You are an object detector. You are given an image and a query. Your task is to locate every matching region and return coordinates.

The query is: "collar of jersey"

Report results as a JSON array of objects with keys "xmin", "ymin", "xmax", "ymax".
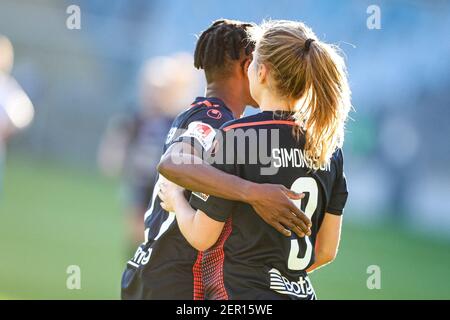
[
  {"xmin": 260, "ymin": 110, "xmax": 296, "ymax": 121},
  {"xmin": 192, "ymin": 96, "xmax": 231, "ymax": 112}
]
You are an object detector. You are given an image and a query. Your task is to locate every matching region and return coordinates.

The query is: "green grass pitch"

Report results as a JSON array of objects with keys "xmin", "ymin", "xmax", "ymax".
[{"xmin": 0, "ymin": 155, "xmax": 449, "ymax": 299}]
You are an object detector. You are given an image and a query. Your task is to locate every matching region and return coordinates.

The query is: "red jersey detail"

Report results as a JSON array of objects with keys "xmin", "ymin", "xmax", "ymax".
[
  {"xmin": 194, "ymin": 123, "xmax": 213, "ymax": 138},
  {"xmin": 191, "ymin": 99, "xmax": 220, "ymax": 109},
  {"xmin": 207, "ymin": 109, "xmax": 222, "ymax": 120},
  {"xmin": 223, "ymin": 120, "xmax": 296, "ymax": 131},
  {"xmin": 201, "ymin": 217, "xmax": 232, "ymax": 300},
  {"xmin": 193, "ymin": 251, "xmax": 204, "ymax": 300}
]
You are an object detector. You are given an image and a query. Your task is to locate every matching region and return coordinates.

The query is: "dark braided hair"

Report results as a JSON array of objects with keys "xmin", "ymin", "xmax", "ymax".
[{"xmin": 194, "ymin": 19, "xmax": 254, "ymax": 81}]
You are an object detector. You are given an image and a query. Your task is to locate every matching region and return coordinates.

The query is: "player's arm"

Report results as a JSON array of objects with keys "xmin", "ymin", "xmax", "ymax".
[
  {"xmin": 159, "ymin": 179, "xmax": 224, "ymax": 251},
  {"xmin": 308, "ymin": 149, "xmax": 348, "ymax": 273},
  {"xmin": 306, "ymin": 213, "xmax": 342, "ymax": 273},
  {"xmin": 158, "ymin": 141, "xmax": 311, "ymax": 238}
]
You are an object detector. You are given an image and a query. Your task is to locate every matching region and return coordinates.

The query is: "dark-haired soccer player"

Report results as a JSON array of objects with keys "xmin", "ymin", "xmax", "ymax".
[
  {"xmin": 121, "ymin": 19, "xmax": 311, "ymax": 300},
  {"xmin": 158, "ymin": 20, "xmax": 351, "ymax": 299}
]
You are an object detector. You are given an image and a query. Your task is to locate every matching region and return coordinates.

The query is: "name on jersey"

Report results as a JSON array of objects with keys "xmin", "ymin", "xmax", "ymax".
[
  {"xmin": 272, "ymin": 148, "xmax": 331, "ymax": 172},
  {"xmin": 268, "ymin": 268, "xmax": 316, "ymax": 299}
]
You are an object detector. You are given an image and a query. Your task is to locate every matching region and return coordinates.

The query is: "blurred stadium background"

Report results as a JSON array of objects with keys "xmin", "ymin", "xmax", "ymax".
[{"xmin": 1, "ymin": 0, "xmax": 449, "ymax": 299}]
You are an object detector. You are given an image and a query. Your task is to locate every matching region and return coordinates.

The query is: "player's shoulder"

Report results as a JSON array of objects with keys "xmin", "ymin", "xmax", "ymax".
[
  {"xmin": 331, "ymin": 147, "xmax": 344, "ymax": 162},
  {"xmin": 165, "ymin": 97, "xmax": 235, "ymax": 149},
  {"xmin": 176, "ymin": 97, "xmax": 234, "ymax": 129},
  {"xmin": 328, "ymin": 147, "xmax": 345, "ymax": 174}
]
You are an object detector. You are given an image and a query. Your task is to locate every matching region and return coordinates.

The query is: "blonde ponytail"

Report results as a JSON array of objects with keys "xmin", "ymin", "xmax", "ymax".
[{"xmin": 248, "ymin": 20, "xmax": 351, "ymax": 168}]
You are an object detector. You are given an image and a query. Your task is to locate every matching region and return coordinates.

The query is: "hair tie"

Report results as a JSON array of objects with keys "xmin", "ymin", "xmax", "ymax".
[{"xmin": 304, "ymin": 38, "xmax": 315, "ymax": 52}]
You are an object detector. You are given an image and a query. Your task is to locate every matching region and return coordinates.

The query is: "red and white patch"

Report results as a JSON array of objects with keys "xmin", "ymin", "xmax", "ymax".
[
  {"xmin": 195, "ymin": 123, "xmax": 213, "ymax": 138},
  {"xmin": 181, "ymin": 121, "xmax": 216, "ymax": 151},
  {"xmin": 207, "ymin": 108, "xmax": 222, "ymax": 120}
]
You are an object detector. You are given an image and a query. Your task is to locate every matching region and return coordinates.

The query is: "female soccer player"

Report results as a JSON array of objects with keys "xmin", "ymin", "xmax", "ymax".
[
  {"xmin": 159, "ymin": 20, "xmax": 351, "ymax": 299},
  {"xmin": 122, "ymin": 19, "xmax": 311, "ymax": 300}
]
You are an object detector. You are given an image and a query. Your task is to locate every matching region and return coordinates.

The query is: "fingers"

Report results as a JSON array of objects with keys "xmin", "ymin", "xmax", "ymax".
[
  {"xmin": 160, "ymin": 179, "xmax": 184, "ymax": 195},
  {"xmin": 271, "ymin": 221, "xmax": 292, "ymax": 237},
  {"xmin": 159, "ymin": 175, "xmax": 169, "ymax": 184},
  {"xmin": 281, "ymin": 186, "xmax": 305, "ymax": 200},
  {"xmin": 279, "ymin": 215, "xmax": 306, "ymax": 238},
  {"xmin": 278, "ymin": 211, "xmax": 312, "ymax": 238},
  {"xmin": 293, "ymin": 225, "xmax": 308, "ymax": 238},
  {"xmin": 158, "ymin": 182, "xmax": 167, "ymax": 201},
  {"xmin": 280, "ymin": 216, "xmax": 303, "ymax": 237},
  {"xmin": 287, "ymin": 213, "xmax": 311, "ymax": 236},
  {"xmin": 159, "ymin": 181, "xmax": 166, "ymax": 193},
  {"xmin": 157, "ymin": 190, "xmax": 165, "ymax": 202},
  {"xmin": 288, "ymin": 203, "xmax": 312, "ymax": 229}
]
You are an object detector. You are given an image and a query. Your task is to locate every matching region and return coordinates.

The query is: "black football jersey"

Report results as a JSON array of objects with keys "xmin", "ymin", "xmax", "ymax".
[
  {"xmin": 121, "ymin": 97, "xmax": 234, "ymax": 300},
  {"xmin": 189, "ymin": 110, "xmax": 348, "ymax": 300}
]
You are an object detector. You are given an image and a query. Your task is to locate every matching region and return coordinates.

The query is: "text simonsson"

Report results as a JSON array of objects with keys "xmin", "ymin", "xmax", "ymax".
[{"xmin": 170, "ymin": 127, "xmax": 331, "ymax": 174}]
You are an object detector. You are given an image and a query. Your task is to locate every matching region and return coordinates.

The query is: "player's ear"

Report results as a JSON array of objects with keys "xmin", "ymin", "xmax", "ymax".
[
  {"xmin": 258, "ymin": 63, "xmax": 268, "ymax": 84},
  {"xmin": 241, "ymin": 57, "xmax": 252, "ymax": 77}
]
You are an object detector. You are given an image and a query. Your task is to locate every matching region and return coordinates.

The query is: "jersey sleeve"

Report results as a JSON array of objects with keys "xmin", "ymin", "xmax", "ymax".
[
  {"xmin": 189, "ymin": 191, "xmax": 237, "ymax": 223},
  {"xmin": 171, "ymin": 106, "xmax": 234, "ymax": 154},
  {"xmin": 188, "ymin": 129, "xmax": 239, "ymax": 222},
  {"xmin": 326, "ymin": 149, "xmax": 349, "ymax": 215}
]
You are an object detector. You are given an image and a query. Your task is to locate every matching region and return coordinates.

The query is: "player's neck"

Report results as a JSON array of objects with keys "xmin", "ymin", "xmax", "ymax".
[
  {"xmin": 258, "ymin": 90, "xmax": 292, "ymax": 112},
  {"xmin": 205, "ymin": 82, "xmax": 247, "ymax": 118}
]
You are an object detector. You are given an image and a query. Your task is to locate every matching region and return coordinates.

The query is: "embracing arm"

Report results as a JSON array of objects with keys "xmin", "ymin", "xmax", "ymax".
[
  {"xmin": 158, "ymin": 143, "xmax": 253, "ymax": 202},
  {"xmin": 160, "ymin": 184, "xmax": 224, "ymax": 251},
  {"xmin": 157, "ymin": 142, "xmax": 311, "ymax": 237},
  {"xmin": 307, "ymin": 213, "xmax": 342, "ymax": 273}
]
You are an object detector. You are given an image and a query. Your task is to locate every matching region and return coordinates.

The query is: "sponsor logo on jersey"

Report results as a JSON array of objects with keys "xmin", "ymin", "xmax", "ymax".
[
  {"xmin": 127, "ymin": 245, "xmax": 152, "ymax": 267},
  {"xmin": 207, "ymin": 108, "xmax": 222, "ymax": 120},
  {"xmin": 192, "ymin": 191, "xmax": 210, "ymax": 202},
  {"xmin": 197, "ymin": 124, "xmax": 212, "ymax": 137},
  {"xmin": 268, "ymin": 268, "xmax": 316, "ymax": 299},
  {"xmin": 181, "ymin": 121, "xmax": 216, "ymax": 151}
]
